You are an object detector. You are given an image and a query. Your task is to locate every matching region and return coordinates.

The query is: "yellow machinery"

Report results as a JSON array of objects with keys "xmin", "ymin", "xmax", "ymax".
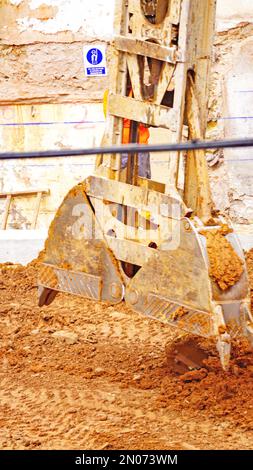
[{"xmin": 38, "ymin": 0, "xmax": 253, "ymax": 369}]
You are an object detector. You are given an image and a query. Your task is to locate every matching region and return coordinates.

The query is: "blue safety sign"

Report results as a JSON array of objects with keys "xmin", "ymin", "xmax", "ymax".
[{"xmin": 83, "ymin": 44, "xmax": 107, "ymax": 77}]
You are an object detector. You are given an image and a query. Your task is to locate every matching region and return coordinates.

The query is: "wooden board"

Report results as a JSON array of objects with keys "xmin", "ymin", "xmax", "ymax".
[
  {"xmin": 108, "ymin": 93, "xmax": 177, "ymax": 130},
  {"xmin": 115, "ymin": 36, "xmax": 177, "ymax": 63}
]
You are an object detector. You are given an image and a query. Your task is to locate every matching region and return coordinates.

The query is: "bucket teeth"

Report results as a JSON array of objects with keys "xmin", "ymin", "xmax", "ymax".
[
  {"xmin": 216, "ymin": 333, "xmax": 231, "ymax": 372},
  {"xmin": 38, "ymin": 286, "xmax": 57, "ymax": 307},
  {"xmin": 242, "ymin": 303, "xmax": 253, "ymax": 346}
]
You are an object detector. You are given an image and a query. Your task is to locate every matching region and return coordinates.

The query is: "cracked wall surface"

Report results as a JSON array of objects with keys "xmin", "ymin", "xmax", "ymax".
[
  {"xmin": 0, "ymin": 0, "xmax": 253, "ymax": 229},
  {"xmin": 208, "ymin": 21, "xmax": 253, "ymax": 224},
  {"xmin": 0, "ymin": 0, "xmax": 113, "ymax": 228}
]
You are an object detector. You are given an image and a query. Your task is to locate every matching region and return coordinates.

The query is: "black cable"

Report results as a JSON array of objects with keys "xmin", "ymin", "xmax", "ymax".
[{"xmin": 1, "ymin": 138, "xmax": 253, "ymax": 160}]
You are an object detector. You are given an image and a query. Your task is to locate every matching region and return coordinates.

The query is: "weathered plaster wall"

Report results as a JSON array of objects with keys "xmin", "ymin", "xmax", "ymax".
[
  {"xmin": 0, "ymin": 0, "xmax": 114, "ymax": 105},
  {"xmin": 0, "ymin": 0, "xmax": 112, "ymax": 228},
  {"xmin": 0, "ymin": 0, "xmax": 253, "ymax": 230},
  {"xmin": 0, "ymin": 42, "xmax": 109, "ymax": 105},
  {"xmin": 0, "ymin": 102, "xmax": 105, "ymax": 228},
  {"xmin": 208, "ymin": 20, "xmax": 253, "ymax": 224},
  {"xmin": 216, "ymin": 0, "xmax": 253, "ymax": 31},
  {"xmin": 0, "ymin": 0, "xmax": 114, "ymax": 44}
]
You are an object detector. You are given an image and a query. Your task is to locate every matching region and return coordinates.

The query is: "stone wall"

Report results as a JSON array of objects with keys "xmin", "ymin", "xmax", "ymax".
[{"xmin": 0, "ymin": 0, "xmax": 253, "ymax": 229}]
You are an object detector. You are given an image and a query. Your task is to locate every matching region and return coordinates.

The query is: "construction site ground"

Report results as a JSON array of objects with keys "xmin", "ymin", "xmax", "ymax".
[{"xmin": 0, "ymin": 252, "xmax": 253, "ymax": 451}]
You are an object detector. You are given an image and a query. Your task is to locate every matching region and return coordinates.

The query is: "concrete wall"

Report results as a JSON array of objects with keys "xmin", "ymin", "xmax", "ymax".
[{"xmin": 0, "ymin": 0, "xmax": 253, "ymax": 232}]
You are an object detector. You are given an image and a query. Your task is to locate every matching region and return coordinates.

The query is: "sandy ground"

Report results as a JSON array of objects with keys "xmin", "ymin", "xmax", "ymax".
[{"xmin": 0, "ymin": 256, "xmax": 253, "ymax": 451}]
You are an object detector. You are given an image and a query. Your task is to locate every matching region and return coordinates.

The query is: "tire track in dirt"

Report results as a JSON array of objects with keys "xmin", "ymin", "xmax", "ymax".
[{"xmin": 0, "ymin": 262, "xmax": 253, "ymax": 450}]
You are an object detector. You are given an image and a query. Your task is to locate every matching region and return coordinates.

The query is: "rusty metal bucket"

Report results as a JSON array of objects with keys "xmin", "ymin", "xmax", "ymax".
[{"xmin": 38, "ymin": 181, "xmax": 252, "ymax": 369}]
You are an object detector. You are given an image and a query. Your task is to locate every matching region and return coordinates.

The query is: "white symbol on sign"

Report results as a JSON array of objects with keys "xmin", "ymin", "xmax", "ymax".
[
  {"xmin": 86, "ymin": 48, "xmax": 103, "ymax": 66},
  {"xmin": 91, "ymin": 49, "xmax": 98, "ymax": 65}
]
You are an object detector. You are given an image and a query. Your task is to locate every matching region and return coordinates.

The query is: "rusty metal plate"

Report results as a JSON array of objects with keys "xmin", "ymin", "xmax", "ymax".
[
  {"xmin": 86, "ymin": 175, "xmax": 188, "ymax": 217},
  {"xmin": 126, "ymin": 219, "xmax": 213, "ymax": 314},
  {"xmin": 127, "ymin": 291, "xmax": 213, "ymax": 338},
  {"xmin": 38, "ymin": 183, "xmax": 124, "ymax": 305},
  {"xmin": 39, "ymin": 263, "xmax": 102, "ymax": 300}
]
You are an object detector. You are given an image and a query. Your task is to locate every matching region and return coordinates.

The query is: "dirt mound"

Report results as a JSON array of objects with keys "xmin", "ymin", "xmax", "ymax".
[
  {"xmin": 160, "ymin": 336, "xmax": 253, "ymax": 432},
  {"xmin": 0, "ymin": 252, "xmax": 253, "ymax": 450},
  {"xmin": 0, "ymin": 263, "xmax": 37, "ymax": 292},
  {"xmin": 200, "ymin": 226, "xmax": 244, "ymax": 290}
]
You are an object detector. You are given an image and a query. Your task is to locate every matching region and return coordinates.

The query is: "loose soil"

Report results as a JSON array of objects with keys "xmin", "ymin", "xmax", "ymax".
[
  {"xmin": 201, "ymin": 226, "xmax": 244, "ymax": 290},
  {"xmin": 0, "ymin": 255, "xmax": 252, "ymax": 450},
  {"xmin": 246, "ymin": 249, "xmax": 253, "ymax": 311}
]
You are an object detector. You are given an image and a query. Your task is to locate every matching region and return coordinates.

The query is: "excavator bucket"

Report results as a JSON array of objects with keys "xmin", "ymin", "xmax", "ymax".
[
  {"xmin": 38, "ymin": 180, "xmax": 253, "ymax": 370},
  {"xmin": 38, "ymin": 0, "xmax": 253, "ymax": 370}
]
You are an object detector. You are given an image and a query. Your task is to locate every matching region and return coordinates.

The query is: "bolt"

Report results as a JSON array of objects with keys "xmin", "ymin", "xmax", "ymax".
[
  {"xmin": 184, "ymin": 221, "xmax": 191, "ymax": 231},
  {"xmin": 110, "ymin": 282, "xmax": 122, "ymax": 300},
  {"xmin": 127, "ymin": 289, "xmax": 139, "ymax": 305}
]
